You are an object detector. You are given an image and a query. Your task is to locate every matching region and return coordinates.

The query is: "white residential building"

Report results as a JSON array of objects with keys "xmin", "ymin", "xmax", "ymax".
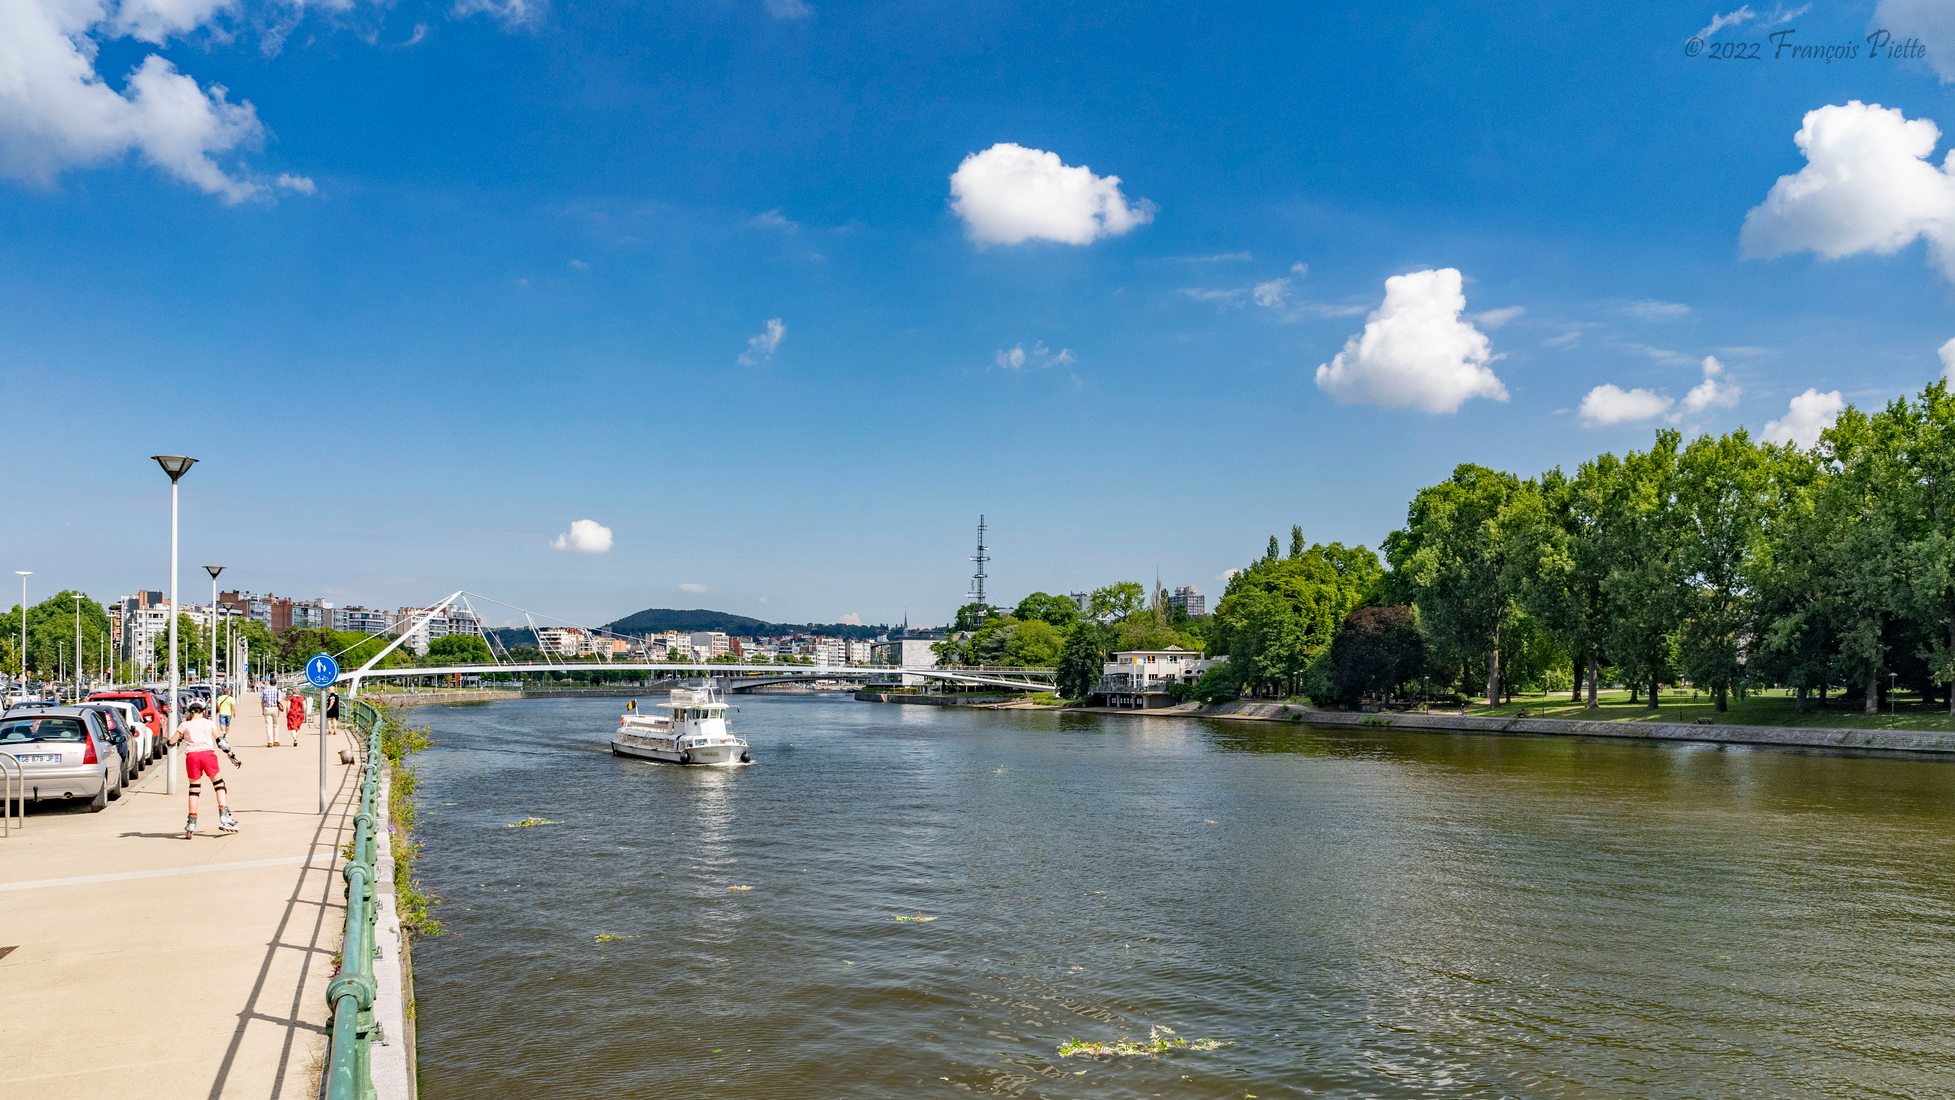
[
  {"xmin": 689, "ymin": 631, "xmax": 731, "ymax": 659},
  {"xmin": 534, "ymin": 627, "xmax": 586, "ymax": 658}
]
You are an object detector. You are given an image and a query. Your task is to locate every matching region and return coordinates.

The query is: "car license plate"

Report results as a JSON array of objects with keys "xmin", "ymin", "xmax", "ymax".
[{"xmin": 15, "ymin": 754, "xmax": 59, "ymax": 764}]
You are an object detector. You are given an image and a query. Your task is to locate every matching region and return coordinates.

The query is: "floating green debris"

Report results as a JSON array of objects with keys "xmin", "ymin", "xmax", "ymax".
[
  {"xmin": 506, "ymin": 817, "xmax": 559, "ymax": 828},
  {"xmin": 593, "ymin": 932, "xmax": 637, "ymax": 944},
  {"xmin": 1057, "ymin": 1026, "xmax": 1231, "ymax": 1059},
  {"xmin": 892, "ymin": 913, "xmax": 938, "ymax": 924}
]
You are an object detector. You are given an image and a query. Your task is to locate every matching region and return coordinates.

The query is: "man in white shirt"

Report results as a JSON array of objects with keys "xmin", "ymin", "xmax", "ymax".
[
  {"xmin": 167, "ymin": 702, "xmax": 238, "ymax": 838},
  {"xmin": 259, "ymin": 682, "xmax": 281, "ymax": 746}
]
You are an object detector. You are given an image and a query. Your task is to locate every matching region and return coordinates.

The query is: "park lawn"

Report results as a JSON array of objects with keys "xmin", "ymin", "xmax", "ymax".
[{"xmin": 1462, "ymin": 688, "xmax": 1955, "ymax": 731}]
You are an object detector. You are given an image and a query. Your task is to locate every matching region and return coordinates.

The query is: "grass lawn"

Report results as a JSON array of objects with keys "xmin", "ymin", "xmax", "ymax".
[{"xmin": 1456, "ymin": 688, "xmax": 1955, "ymax": 731}]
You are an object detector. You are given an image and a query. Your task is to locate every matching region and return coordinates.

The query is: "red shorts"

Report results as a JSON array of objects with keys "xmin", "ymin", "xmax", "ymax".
[{"xmin": 185, "ymin": 750, "xmax": 222, "ymax": 781}]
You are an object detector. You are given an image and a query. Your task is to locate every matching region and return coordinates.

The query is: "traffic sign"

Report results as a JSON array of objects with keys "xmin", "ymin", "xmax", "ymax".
[{"xmin": 306, "ymin": 654, "xmax": 340, "ymax": 688}]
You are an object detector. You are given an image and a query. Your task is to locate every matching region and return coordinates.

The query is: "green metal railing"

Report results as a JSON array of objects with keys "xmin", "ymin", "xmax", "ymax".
[{"xmin": 324, "ymin": 699, "xmax": 385, "ymax": 1100}]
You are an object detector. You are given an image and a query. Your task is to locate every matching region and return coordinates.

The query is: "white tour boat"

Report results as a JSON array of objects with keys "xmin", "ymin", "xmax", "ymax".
[{"xmin": 611, "ymin": 685, "xmax": 751, "ymax": 766}]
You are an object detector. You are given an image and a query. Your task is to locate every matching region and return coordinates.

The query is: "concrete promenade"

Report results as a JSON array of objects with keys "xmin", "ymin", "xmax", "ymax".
[{"xmin": 0, "ymin": 706, "xmax": 362, "ymax": 1099}]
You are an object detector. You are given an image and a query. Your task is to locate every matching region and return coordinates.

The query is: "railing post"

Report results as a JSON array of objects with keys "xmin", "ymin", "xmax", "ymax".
[{"xmin": 324, "ymin": 702, "xmax": 387, "ymax": 1100}]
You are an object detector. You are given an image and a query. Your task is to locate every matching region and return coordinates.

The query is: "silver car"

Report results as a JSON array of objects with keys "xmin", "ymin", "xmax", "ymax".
[{"xmin": 0, "ymin": 706, "xmax": 125, "ymax": 812}]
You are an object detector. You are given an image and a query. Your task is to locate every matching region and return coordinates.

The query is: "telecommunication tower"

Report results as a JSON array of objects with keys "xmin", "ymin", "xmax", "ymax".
[{"xmin": 967, "ymin": 515, "xmax": 990, "ymax": 608}]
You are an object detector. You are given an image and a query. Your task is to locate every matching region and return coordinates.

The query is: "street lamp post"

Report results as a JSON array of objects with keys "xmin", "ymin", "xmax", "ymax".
[
  {"xmin": 73, "ymin": 595, "xmax": 82, "ymax": 701},
  {"xmin": 1891, "ymin": 672, "xmax": 1899, "ymax": 716},
  {"xmin": 205, "ymin": 566, "xmax": 224, "ymax": 692},
  {"xmin": 12, "ymin": 571, "xmax": 27, "ymax": 689},
  {"xmin": 154, "ymin": 456, "xmax": 197, "ymax": 796}
]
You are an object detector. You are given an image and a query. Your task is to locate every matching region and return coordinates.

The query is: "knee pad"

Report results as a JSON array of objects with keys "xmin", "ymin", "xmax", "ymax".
[
  {"xmin": 211, "ymin": 778, "xmax": 228, "ymax": 793},
  {"xmin": 189, "ymin": 781, "xmax": 203, "ymax": 796}
]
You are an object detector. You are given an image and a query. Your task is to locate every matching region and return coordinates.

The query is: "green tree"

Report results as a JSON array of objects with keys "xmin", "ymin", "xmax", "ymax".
[
  {"xmin": 1599, "ymin": 432, "xmax": 1688, "ymax": 709},
  {"xmin": 1906, "ymin": 382, "xmax": 1955, "ymax": 712},
  {"xmin": 426, "ymin": 634, "xmax": 494, "ymax": 664},
  {"xmin": 1000, "ymin": 619, "xmax": 1065, "ymax": 667},
  {"xmin": 1056, "ymin": 622, "xmax": 1112, "ymax": 698},
  {"xmin": 950, "ymin": 602, "xmax": 995, "ymax": 633},
  {"xmin": 1087, "ymin": 582, "xmax": 1146, "ymax": 624},
  {"xmin": 1814, "ymin": 404, "xmax": 1914, "ymax": 714},
  {"xmin": 1672, "ymin": 430, "xmax": 1775, "ymax": 711},
  {"xmin": 1385, "ymin": 464, "xmax": 1524, "ymax": 704},
  {"xmin": 1012, "ymin": 592, "xmax": 1081, "ymax": 628},
  {"xmin": 1209, "ymin": 538, "xmax": 1379, "ymax": 698}
]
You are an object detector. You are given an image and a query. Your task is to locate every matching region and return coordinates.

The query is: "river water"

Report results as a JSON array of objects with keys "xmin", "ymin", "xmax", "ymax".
[{"xmin": 408, "ymin": 695, "xmax": 1955, "ymax": 1098}]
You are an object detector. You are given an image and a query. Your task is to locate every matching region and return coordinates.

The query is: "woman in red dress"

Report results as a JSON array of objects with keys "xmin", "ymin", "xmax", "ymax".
[{"xmin": 285, "ymin": 693, "xmax": 307, "ymax": 746}]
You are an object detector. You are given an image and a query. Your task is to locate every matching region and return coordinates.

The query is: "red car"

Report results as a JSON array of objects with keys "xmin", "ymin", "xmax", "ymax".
[{"xmin": 89, "ymin": 690, "xmax": 164, "ymax": 741}]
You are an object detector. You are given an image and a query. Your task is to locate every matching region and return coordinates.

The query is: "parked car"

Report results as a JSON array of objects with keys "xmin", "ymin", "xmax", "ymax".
[
  {"xmin": 87, "ymin": 699, "xmax": 156, "ymax": 771},
  {"xmin": 89, "ymin": 691, "xmax": 165, "ymax": 759},
  {"xmin": 0, "ymin": 706, "xmax": 125, "ymax": 811},
  {"xmin": 73, "ymin": 704, "xmax": 143, "ymax": 789}
]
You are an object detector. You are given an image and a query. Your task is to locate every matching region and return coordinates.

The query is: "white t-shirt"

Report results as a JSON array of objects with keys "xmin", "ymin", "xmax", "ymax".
[{"xmin": 175, "ymin": 716, "xmax": 218, "ymax": 754}]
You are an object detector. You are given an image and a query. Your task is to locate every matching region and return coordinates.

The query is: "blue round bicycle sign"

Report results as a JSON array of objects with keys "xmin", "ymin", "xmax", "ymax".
[{"xmin": 306, "ymin": 654, "xmax": 340, "ymax": 688}]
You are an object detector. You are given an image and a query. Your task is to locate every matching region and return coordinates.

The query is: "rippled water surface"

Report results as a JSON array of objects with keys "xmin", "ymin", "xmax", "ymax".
[{"xmin": 409, "ymin": 696, "xmax": 1955, "ymax": 1098}]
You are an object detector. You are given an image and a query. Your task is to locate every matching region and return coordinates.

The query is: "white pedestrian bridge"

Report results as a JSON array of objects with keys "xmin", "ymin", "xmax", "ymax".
[{"xmin": 302, "ymin": 591, "xmax": 1057, "ymax": 694}]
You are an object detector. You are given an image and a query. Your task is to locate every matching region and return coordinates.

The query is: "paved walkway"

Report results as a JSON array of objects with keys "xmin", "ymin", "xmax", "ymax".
[{"xmin": 0, "ymin": 705, "xmax": 362, "ymax": 1100}]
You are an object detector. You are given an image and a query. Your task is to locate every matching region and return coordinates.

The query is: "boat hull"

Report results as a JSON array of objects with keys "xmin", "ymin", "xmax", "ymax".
[{"xmin": 611, "ymin": 734, "xmax": 751, "ymax": 767}]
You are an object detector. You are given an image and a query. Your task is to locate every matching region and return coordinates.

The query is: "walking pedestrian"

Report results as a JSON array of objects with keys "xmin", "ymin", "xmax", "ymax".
[
  {"xmin": 325, "ymin": 689, "xmax": 341, "ymax": 736},
  {"xmin": 215, "ymin": 685, "xmax": 235, "ymax": 740},
  {"xmin": 260, "ymin": 680, "xmax": 281, "ymax": 746},
  {"xmin": 285, "ymin": 691, "xmax": 307, "ymax": 746},
  {"xmin": 167, "ymin": 701, "xmax": 237, "ymax": 838}
]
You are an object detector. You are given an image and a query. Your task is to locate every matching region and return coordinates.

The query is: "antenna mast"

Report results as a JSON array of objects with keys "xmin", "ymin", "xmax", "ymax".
[{"xmin": 967, "ymin": 515, "xmax": 990, "ymax": 608}]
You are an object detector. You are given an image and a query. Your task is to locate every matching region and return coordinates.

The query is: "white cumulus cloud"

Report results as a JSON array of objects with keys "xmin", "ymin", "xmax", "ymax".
[
  {"xmin": 549, "ymin": 519, "xmax": 614, "ymax": 554},
  {"xmin": 1677, "ymin": 355, "xmax": 1742, "ymax": 418},
  {"xmin": 738, "ymin": 318, "xmax": 786, "ymax": 365},
  {"xmin": 1580, "ymin": 356, "xmax": 1740, "ymax": 428},
  {"xmin": 1313, "ymin": 268, "xmax": 1507, "ymax": 414},
  {"xmin": 763, "ymin": 0, "xmax": 813, "ymax": 19},
  {"xmin": 1763, "ymin": 388, "xmax": 1846, "ymax": 447},
  {"xmin": 1940, "ymin": 336, "xmax": 1955, "ymax": 381},
  {"xmin": 0, "ymin": 1, "xmax": 271, "ymax": 202},
  {"xmin": 1580, "ymin": 384, "xmax": 1675, "ymax": 427},
  {"xmin": 111, "ymin": 0, "xmax": 237, "ymax": 44},
  {"xmin": 995, "ymin": 341, "xmax": 1073, "ymax": 370},
  {"xmin": 1741, "ymin": 101, "xmax": 1955, "ymax": 279},
  {"xmin": 678, "ymin": 582, "xmax": 709, "ymax": 594},
  {"xmin": 839, "ymin": 612, "xmax": 863, "ymax": 626},
  {"xmin": 949, "ymin": 143, "xmax": 1153, "ymax": 246},
  {"xmin": 1875, "ymin": 0, "xmax": 1955, "ymax": 82}
]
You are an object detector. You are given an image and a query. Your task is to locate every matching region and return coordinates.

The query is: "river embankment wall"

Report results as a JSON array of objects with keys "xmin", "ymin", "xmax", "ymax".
[
  {"xmin": 853, "ymin": 691, "xmax": 1014, "ymax": 706},
  {"xmin": 1087, "ymin": 700, "xmax": 1955, "ymax": 756}
]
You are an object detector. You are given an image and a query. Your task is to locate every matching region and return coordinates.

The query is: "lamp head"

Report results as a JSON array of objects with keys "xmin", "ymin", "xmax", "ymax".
[
  {"xmin": 13, "ymin": 571, "xmax": 28, "ymax": 578},
  {"xmin": 204, "ymin": 565, "xmax": 225, "ymax": 580},
  {"xmin": 151, "ymin": 455, "xmax": 197, "ymax": 482}
]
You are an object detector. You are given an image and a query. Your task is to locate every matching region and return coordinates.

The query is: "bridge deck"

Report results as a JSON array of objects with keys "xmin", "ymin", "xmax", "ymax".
[{"xmin": 0, "ymin": 708, "xmax": 357, "ymax": 1099}]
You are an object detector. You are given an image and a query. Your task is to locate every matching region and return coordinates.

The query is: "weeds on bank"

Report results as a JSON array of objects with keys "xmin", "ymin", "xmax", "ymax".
[
  {"xmin": 370, "ymin": 700, "xmax": 445, "ymax": 938},
  {"xmin": 1057, "ymin": 1026, "xmax": 1231, "ymax": 1059}
]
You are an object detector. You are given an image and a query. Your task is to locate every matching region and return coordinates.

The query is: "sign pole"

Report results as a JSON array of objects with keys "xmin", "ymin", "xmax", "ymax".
[{"xmin": 305, "ymin": 653, "xmax": 340, "ymax": 815}]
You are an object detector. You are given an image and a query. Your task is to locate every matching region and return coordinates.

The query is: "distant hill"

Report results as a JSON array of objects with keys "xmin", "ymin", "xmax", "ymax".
[{"xmin": 605, "ymin": 608, "xmax": 890, "ymax": 641}]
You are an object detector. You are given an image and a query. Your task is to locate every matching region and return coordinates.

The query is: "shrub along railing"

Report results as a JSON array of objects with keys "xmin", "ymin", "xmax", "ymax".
[{"xmin": 324, "ymin": 699, "xmax": 385, "ymax": 1100}]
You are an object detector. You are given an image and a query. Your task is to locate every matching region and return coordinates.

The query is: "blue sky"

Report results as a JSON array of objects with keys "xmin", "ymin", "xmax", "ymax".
[{"xmin": 2, "ymin": 1, "xmax": 1952, "ymax": 628}]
